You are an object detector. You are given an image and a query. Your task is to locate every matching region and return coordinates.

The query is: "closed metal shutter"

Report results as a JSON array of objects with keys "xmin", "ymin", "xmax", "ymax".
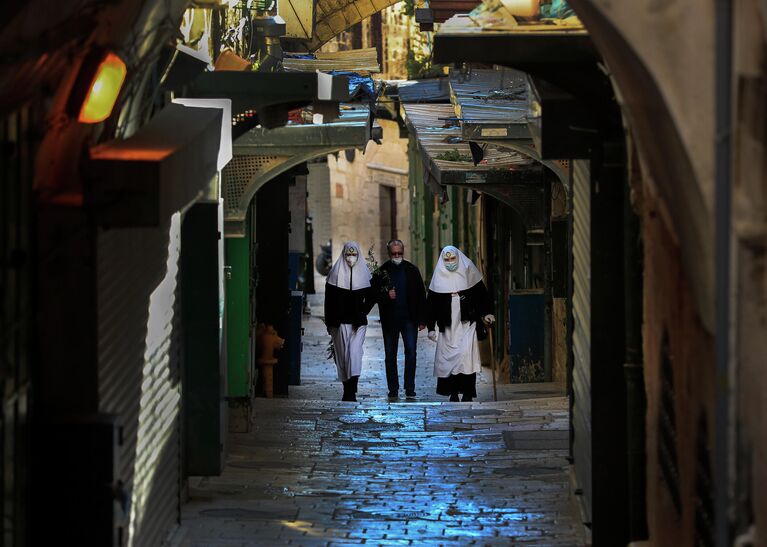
[
  {"xmin": 98, "ymin": 213, "xmax": 183, "ymax": 545},
  {"xmin": 571, "ymin": 159, "xmax": 592, "ymax": 521},
  {"xmin": 1, "ymin": 106, "xmax": 35, "ymax": 546}
]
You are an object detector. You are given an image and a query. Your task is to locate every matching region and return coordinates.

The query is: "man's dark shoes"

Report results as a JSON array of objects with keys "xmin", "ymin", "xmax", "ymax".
[
  {"xmin": 405, "ymin": 391, "xmax": 417, "ymax": 399},
  {"xmin": 449, "ymin": 394, "xmax": 460, "ymax": 402}
]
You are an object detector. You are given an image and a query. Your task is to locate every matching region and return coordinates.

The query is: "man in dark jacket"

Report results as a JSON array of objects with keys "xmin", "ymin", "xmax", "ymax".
[{"xmin": 375, "ymin": 239, "xmax": 427, "ymax": 399}]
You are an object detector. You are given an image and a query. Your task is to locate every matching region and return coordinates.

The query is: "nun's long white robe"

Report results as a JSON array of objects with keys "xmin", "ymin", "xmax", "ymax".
[
  {"xmin": 429, "ymin": 246, "xmax": 484, "ymax": 380},
  {"xmin": 433, "ymin": 294, "xmax": 481, "ymax": 378},
  {"xmin": 325, "ymin": 241, "xmax": 372, "ymax": 383},
  {"xmin": 329, "ymin": 324, "xmax": 367, "ymax": 381}
]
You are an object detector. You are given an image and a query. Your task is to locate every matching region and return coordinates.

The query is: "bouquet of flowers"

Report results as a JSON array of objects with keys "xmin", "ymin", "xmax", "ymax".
[{"xmin": 366, "ymin": 246, "xmax": 392, "ymax": 295}]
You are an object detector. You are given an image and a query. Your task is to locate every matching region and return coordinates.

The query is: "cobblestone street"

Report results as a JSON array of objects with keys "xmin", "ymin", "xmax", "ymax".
[{"xmin": 174, "ymin": 290, "xmax": 584, "ymax": 546}]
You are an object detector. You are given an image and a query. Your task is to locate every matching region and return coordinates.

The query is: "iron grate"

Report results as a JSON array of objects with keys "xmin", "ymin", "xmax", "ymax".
[{"xmin": 221, "ymin": 155, "xmax": 281, "ymax": 216}]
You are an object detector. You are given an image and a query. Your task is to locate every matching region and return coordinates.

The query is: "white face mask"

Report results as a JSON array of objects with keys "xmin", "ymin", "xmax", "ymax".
[
  {"xmin": 345, "ymin": 253, "xmax": 358, "ymax": 267},
  {"xmin": 392, "ymin": 257, "xmax": 403, "ymax": 265},
  {"xmin": 445, "ymin": 261, "xmax": 459, "ymax": 272}
]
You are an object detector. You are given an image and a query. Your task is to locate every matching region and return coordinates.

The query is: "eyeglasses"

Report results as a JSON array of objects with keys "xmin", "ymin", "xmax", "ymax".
[{"xmin": 390, "ymin": 252, "xmax": 403, "ymax": 256}]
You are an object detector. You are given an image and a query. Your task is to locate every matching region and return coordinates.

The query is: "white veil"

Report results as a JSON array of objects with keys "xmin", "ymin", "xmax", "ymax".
[
  {"xmin": 428, "ymin": 245, "xmax": 483, "ymax": 293},
  {"xmin": 326, "ymin": 241, "xmax": 372, "ymax": 290}
]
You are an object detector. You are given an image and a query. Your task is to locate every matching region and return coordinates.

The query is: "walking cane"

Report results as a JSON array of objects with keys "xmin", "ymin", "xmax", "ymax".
[{"xmin": 487, "ymin": 322, "xmax": 498, "ymax": 402}]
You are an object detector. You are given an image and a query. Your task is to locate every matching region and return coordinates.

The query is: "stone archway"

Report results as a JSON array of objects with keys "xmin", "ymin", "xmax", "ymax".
[
  {"xmin": 222, "ymin": 147, "xmax": 352, "ymax": 235},
  {"xmin": 567, "ymin": 0, "xmax": 714, "ymax": 332},
  {"xmin": 299, "ymin": 0, "xmax": 401, "ymax": 51}
]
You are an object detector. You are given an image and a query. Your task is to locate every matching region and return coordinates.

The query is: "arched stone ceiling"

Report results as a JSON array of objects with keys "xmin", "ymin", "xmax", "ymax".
[{"xmin": 303, "ymin": 0, "xmax": 401, "ymax": 51}]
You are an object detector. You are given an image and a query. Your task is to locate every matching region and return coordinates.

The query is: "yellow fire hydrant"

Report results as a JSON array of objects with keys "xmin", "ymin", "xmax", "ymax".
[{"xmin": 255, "ymin": 323, "xmax": 284, "ymax": 398}]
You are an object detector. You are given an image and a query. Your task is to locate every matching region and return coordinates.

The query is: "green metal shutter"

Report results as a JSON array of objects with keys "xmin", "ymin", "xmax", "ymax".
[{"xmin": 571, "ymin": 158, "xmax": 592, "ymax": 522}]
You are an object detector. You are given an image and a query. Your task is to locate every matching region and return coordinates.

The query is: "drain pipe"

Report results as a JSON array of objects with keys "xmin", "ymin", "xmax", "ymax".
[{"xmin": 714, "ymin": 0, "xmax": 733, "ymax": 545}]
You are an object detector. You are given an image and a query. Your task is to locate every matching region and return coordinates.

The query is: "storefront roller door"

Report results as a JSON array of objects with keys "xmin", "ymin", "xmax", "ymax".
[
  {"xmin": 571, "ymin": 158, "xmax": 592, "ymax": 522},
  {"xmin": 98, "ymin": 214, "xmax": 183, "ymax": 545}
]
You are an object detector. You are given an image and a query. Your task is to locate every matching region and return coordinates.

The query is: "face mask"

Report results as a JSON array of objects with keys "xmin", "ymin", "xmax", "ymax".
[
  {"xmin": 443, "ymin": 250, "xmax": 459, "ymax": 272},
  {"xmin": 392, "ymin": 257, "xmax": 403, "ymax": 265},
  {"xmin": 345, "ymin": 254, "xmax": 358, "ymax": 267}
]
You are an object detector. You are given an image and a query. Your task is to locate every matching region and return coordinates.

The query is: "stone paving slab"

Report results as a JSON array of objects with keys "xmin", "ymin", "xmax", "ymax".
[
  {"xmin": 173, "ymin": 289, "xmax": 584, "ymax": 546},
  {"xmin": 174, "ymin": 395, "xmax": 585, "ymax": 546}
]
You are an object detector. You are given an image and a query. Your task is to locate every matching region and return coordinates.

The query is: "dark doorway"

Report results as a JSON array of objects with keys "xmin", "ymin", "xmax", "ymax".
[{"xmin": 379, "ymin": 185, "xmax": 397, "ymax": 259}]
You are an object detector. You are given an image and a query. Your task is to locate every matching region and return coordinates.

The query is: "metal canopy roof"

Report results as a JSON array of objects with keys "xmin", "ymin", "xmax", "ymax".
[
  {"xmin": 403, "ymin": 102, "xmax": 546, "ymax": 227},
  {"xmin": 222, "ymin": 108, "xmax": 380, "ymax": 236},
  {"xmin": 433, "ymin": 11, "xmax": 596, "ymax": 67},
  {"xmin": 395, "ymin": 78, "xmax": 452, "ymax": 104},
  {"xmin": 449, "ymin": 68, "xmax": 529, "ymax": 141},
  {"xmin": 448, "ymin": 69, "xmax": 569, "ymax": 184},
  {"xmin": 402, "ymin": 103, "xmax": 534, "ymax": 181},
  {"xmin": 185, "ymin": 71, "xmax": 351, "ymax": 128},
  {"xmin": 431, "ymin": 3, "xmax": 608, "ymax": 132}
]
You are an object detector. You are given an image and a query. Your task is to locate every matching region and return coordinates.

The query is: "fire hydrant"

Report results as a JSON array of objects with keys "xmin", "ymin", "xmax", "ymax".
[{"xmin": 256, "ymin": 323, "xmax": 284, "ymax": 398}]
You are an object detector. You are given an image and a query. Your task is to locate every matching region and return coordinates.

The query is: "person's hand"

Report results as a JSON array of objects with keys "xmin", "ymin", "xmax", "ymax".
[
  {"xmin": 483, "ymin": 314, "xmax": 496, "ymax": 325},
  {"xmin": 418, "ymin": 324, "xmax": 426, "ymax": 331},
  {"xmin": 428, "ymin": 331, "xmax": 437, "ymax": 342},
  {"xmin": 388, "ymin": 288, "xmax": 396, "ymax": 300}
]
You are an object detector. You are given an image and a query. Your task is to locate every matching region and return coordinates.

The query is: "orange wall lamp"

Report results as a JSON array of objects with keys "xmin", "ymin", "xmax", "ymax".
[{"xmin": 68, "ymin": 49, "xmax": 127, "ymax": 124}]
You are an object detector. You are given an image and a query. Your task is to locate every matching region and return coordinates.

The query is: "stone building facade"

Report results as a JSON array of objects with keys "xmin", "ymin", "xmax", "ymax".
[
  {"xmin": 327, "ymin": 119, "xmax": 410, "ymax": 263},
  {"xmin": 314, "ymin": 5, "xmax": 418, "ymax": 266}
]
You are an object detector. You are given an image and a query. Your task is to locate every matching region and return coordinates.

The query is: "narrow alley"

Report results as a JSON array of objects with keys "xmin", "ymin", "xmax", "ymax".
[
  {"xmin": 5, "ymin": 1, "xmax": 767, "ymax": 546},
  {"xmin": 174, "ymin": 295, "xmax": 580, "ymax": 545}
]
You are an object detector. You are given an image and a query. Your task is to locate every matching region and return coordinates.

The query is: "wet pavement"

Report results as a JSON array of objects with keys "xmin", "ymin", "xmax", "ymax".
[{"xmin": 174, "ymin": 289, "xmax": 584, "ymax": 546}]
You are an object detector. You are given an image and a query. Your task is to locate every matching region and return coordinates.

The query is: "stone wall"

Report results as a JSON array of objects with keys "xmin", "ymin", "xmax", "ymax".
[
  {"xmin": 570, "ymin": 1, "xmax": 767, "ymax": 540},
  {"xmin": 307, "ymin": 162, "xmax": 332, "ymax": 258},
  {"xmin": 328, "ymin": 119, "xmax": 410, "ymax": 265},
  {"xmin": 641, "ymin": 189, "xmax": 715, "ymax": 545},
  {"xmin": 320, "ymin": 5, "xmax": 429, "ymax": 80}
]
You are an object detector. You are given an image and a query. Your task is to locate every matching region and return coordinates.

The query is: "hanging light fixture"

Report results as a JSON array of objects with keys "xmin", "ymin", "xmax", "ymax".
[{"xmin": 69, "ymin": 49, "xmax": 127, "ymax": 124}]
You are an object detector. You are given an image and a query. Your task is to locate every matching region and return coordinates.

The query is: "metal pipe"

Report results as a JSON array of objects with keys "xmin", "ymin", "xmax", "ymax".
[{"xmin": 714, "ymin": 0, "xmax": 733, "ymax": 545}]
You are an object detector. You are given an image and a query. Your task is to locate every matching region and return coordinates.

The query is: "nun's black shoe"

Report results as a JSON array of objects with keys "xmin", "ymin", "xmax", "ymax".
[
  {"xmin": 388, "ymin": 391, "xmax": 398, "ymax": 398},
  {"xmin": 461, "ymin": 396, "xmax": 473, "ymax": 402},
  {"xmin": 449, "ymin": 394, "xmax": 460, "ymax": 402},
  {"xmin": 405, "ymin": 391, "xmax": 416, "ymax": 399}
]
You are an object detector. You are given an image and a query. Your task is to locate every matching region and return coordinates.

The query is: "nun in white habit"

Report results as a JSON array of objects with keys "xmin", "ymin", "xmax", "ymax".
[
  {"xmin": 426, "ymin": 246, "xmax": 495, "ymax": 402},
  {"xmin": 324, "ymin": 241, "xmax": 375, "ymax": 402}
]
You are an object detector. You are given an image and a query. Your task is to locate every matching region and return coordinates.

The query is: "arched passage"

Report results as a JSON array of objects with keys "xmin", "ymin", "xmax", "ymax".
[
  {"xmin": 222, "ymin": 112, "xmax": 380, "ymax": 236},
  {"xmin": 297, "ymin": 0, "xmax": 402, "ymax": 51},
  {"xmin": 222, "ymin": 147, "xmax": 348, "ymax": 235},
  {"xmin": 567, "ymin": 0, "xmax": 713, "ymax": 331}
]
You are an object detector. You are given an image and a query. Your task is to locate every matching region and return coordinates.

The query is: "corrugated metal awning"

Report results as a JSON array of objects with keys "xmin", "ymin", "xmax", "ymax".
[
  {"xmin": 446, "ymin": 68, "xmax": 571, "ymax": 185},
  {"xmin": 396, "ymin": 78, "xmax": 451, "ymax": 104},
  {"xmin": 449, "ymin": 68, "xmax": 530, "ymax": 141},
  {"xmin": 402, "ymin": 103, "xmax": 535, "ymax": 185}
]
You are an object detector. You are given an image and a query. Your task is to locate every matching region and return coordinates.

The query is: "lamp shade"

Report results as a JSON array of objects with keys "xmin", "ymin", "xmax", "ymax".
[{"xmin": 73, "ymin": 51, "xmax": 127, "ymax": 124}]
